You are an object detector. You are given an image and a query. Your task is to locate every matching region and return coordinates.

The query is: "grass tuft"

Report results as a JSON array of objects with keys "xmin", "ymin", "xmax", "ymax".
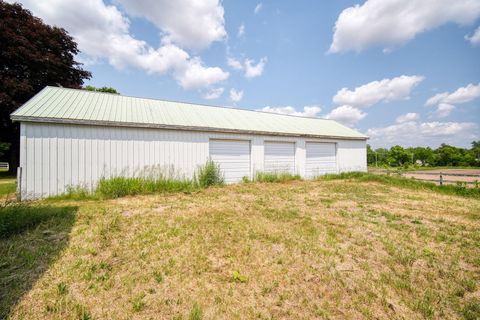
[
  {"xmin": 195, "ymin": 159, "xmax": 224, "ymax": 188},
  {"xmin": 253, "ymin": 171, "xmax": 301, "ymax": 183}
]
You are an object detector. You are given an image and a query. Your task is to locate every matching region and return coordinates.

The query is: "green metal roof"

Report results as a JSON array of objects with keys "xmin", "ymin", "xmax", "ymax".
[{"xmin": 11, "ymin": 86, "xmax": 367, "ymax": 139}]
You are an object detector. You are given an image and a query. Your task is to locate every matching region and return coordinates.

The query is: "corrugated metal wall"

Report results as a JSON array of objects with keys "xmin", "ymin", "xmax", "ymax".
[{"xmin": 19, "ymin": 122, "xmax": 367, "ymax": 199}]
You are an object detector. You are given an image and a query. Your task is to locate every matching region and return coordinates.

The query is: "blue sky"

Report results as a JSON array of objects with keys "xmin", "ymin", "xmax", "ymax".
[{"xmin": 13, "ymin": 0, "xmax": 480, "ymax": 148}]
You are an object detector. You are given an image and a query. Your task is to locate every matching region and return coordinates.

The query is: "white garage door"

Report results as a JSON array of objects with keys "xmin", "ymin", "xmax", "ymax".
[
  {"xmin": 209, "ymin": 139, "xmax": 251, "ymax": 183},
  {"xmin": 264, "ymin": 141, "xmax": 296, "ymax": 174},
  {"xmin": 306, "ymin": 142, "xmax": 337, "ymax": 178}
]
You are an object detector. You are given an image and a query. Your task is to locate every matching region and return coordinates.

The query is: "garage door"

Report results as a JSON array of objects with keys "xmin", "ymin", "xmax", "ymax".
[
  {"xmin": 264, "ymin": 141, "xmax": 295, "ymax": 174},
  {"xmin": 305, "ymin": 142, "xmax": 336, "ymax": 178},
  {"xmin": 209, "ymin": 139, "xmax": 251, "ymax": 183}
]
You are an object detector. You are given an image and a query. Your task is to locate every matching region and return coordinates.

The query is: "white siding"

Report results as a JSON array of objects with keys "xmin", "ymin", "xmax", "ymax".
[
  {"xmin": 209, "ymin": 139, "xmax": 251, "ymax": 183},
  {"xmin": 18, "ymin": 122, "xmax": 367, "ymax": 199},
  {"xmin": 264, "ymin": 141, "xmax": 296, "ymax": 174},
  {"xmin": 305, "ymin": 142, "xmax": 337, "ymax": 178}
]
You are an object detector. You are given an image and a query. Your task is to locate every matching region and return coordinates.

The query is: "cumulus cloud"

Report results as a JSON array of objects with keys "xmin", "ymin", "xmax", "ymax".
[
  {"xmin": 329, "ymin": 0, "xmax": 480, "ymax": 53},
  {"xmin": 466, "ymin": 26, "xmax": 480, "ymax": 45},
  {"xmin": 254, "ymin": 3, "xmax": 262, "ymax": 14},
  {"xmin": 237, "ymin": 23, "xmax": 245, "ymax": 38},
  {"xmin": 227, "ymin": 56, "xmax": 267, "ymax": 78},
  {"xmin": 229, "ymin": 88, "xmax": 244, "ymax": 102},
  {"xmin": 258, "ymin": 105, "xmax": 322, "ymax": 118},
  {"xmin": 203, "ymin": 87, "xmax": 224, "ymax": 100},
  {"xmin": 115, "ymin": 0, "xmax": 226, "ymax": 50},
  {"xmin": 333, "ymin": 75, "xmax": 424, "ymax": 108},
  {"xmin": 425, "ymin": 83, "xmax": 480, "ymax": 118},
  {"xmin": 395, "ymin": 112, "xmax": 419, "ymax": 123},
  {"xmin": 324, "ymin": 105, "xmax": 367, "ymax": 127},
  {"xmin": 245, "ymin": 57, "xmax": 268, "ymax": 78},
  {"xmin": 12, "ymin": 0, "xmax": 229, "ymax": 89},
  {"xmin": 367, "ymin": 121, "xmax": 478, "ymax": 148}
]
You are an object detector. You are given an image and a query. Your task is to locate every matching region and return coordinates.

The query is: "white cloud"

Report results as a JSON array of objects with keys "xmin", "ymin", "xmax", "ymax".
[
  {"xmin": 115, "ymin": 0, "xmax": 226, "ymax": 50},
  {"xmin": 13, "ymin": 0, "xmax": 229, "ymax": 89},
  {"xmin": 333, "ymin": 75, "xmax": 424, "ymax": 108},
  {"xmin": 324, "ymin": 105, "xmax": 367, "ymax": 127},
  {"xmin": 203, "ymin": 87, "xmax": 224, "ymax": 100},
  {"xmin": 227, "ymin": 57, "xmax": 243, "ymax": 70},
  {"xmin": 237, "ymin": 23, "xmax": 245, "ymax": 38},
  {"xmin": 466, "ymin": 26, "xmax": 480, "ymax": 45},
  {"xmin": 244, "ymin": 57, "xmax": 267, "ymax": 78},
  {"xmin": 425, "ymin": 83, "xmax": 480, "ymax": 118},
  {"xmin": 329, "ymin": 0, "xmax": 480, "ymax": 53},
  {"xmin": 395, "ymin": 112, "xmax": 419, "ymax": 123},
  {"xmin": 227, "ymin": 56, "xmax": 268, "ymax": 78},
  {"xmin": 229, "ymin": 88, "xmax": 244, "ymax": 102},
  {"xmin": 367, "ymin": 121, "xmax": 478, "ymax": 148},
  {"xmin": 258, "ymin": 105, "xmax": 322, "ymax": 118},
  {"xmin": 254, "ymin": 3, "xmax": 263, "ymax": 14}
]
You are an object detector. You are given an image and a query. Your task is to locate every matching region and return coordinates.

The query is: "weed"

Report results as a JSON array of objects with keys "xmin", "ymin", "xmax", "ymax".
[
  {"xmin": 188, "ymin": 303, "xmax": 202, "ymax": 320},
  {"xmin": 195, "ymin": 159, "xmax": 224, "ymax": 188},
  {"xmin": 462, "ymin": 299, "xmax": 480, "ymax": 320},
  {"xmin": 131, "ymin": 293, "xmax": 146, "ymax": 312},
  {"xmin": 232, "ymin": 270, "xmax": 248, "ymax": 283},
  {"xmin": 57, "ymin": 282, "xmax": 68, "ymax": 295},
  {"xmin": 153, "ymin": 270, "xmax": 163, "ymax": 283},
  {"xmin": 254, "ymin": 171, "xmax": 301, "ymax": 183}
]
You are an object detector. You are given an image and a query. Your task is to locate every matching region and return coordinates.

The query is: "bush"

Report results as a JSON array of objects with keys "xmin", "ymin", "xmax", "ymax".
[
  {"xmin": 195, "ymin": 159, "xmax": 224, "ymax": 188},
  {"xmin": 254, "ymin": 171, "xmax": 301, "ymax": 183}
]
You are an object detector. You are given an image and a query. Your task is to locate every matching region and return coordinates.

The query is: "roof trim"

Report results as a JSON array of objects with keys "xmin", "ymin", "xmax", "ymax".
[{"xmin": 12, "ymin": 116, "xmax": 369, "ymax": 140}]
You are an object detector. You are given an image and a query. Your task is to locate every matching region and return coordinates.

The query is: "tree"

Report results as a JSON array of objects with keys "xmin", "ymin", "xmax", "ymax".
[
  {"xmin": 434, "ymin": 144, "xmax": 463, "ymax": 166},
  {"xmin": 389, "ymin": 145, "xmax": 410, "ymax": 166},
  {"xmin": 412, "ymin": 147, "xmax": 434, "ymax": 166},
  {"xmin": 0, "ymin": 2, "xmax": 91, "ymax": 170},
  {"xmin": 84, "ymin": 85, "xmax": 120, "ymax": 94}
]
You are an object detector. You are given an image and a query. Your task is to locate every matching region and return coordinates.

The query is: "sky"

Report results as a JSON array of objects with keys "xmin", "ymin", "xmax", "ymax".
[{"xmin": 11, "ymin": 0, "xmax": 480, "ymax": 148}]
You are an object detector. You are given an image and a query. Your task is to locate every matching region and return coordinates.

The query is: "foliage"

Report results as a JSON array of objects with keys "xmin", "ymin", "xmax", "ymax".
[
  {"xmin": 254, "ymin": 171, "xmax": 301, "ymax": 183},
  {"xmin": 96, "ymin": 176, "xmax": 196, "ymax": 199},
  {"xmin": 83, "ymin": 85, "xmax": 120, "ymax": 94},
  {"xmin": 0, "ymin": 204, "xmax": 76, "ymax": 238},
  {"xmin": 320, "ymin": 172, "xmax": 480, "ymax": 199},
  {"xmin": 195, "ymin": 159, "xmax": 224, "ymax": 188},
  {"xmin": 0, "ymin": 142, "xmax": 10, "ymax": 159},
  {"xmin": 367, "ymin": 141, "xmax": 480, "ymax": 167},
  {"xmin": 0, "ymin": 2, "xmax": 91, "ymax": 170}
]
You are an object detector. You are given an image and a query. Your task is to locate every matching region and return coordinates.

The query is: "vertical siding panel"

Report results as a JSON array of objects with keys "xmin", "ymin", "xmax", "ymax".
[
  {"xmin": 33, "ymin": 125, "xmax": 42, "ymax": 197},
  {"xmin": 85, "ymin": 126, "xmax": 93, "ymax": 189},
  {"xmin": 49, "ymin": 125, "xmax": 57, "ymax": 196},
  {"xmin": 25, "ymin": 124, "xmax": 35, "ymax": 199},
  {"xmin": 19, "ymin": 123, "xmax": 27, "ymax": 199},
  {"xmin": 41, "ymin": 125, "xmax": 50, "ymax": 197},
  {"xmin": 57, "ymin": 125, "xmax": 65, "ymax": 194}
]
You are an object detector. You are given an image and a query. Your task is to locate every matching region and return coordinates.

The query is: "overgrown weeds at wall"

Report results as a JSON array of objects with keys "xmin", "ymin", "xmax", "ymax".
[
  {"xmin": 194, "ymin": 159, "xmax": 224, "ymax": 188},
  {"xmin": 250, "ymin": 171, "xmax": 302, "ymax": 183},
  {"xmin": 51, "ymin": 161, "xmax": 225, "ymax": 200},
  {"xmin": 319, "ymin": 172, "xmax": 480, "ymax": 199}
]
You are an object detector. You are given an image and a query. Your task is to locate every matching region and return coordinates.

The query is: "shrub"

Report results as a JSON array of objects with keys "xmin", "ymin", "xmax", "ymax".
[
  {"xmin": 195, "ymin": 159, "xmax": 224, "ymax": 188},
  {"xmin": 254, "ymin": 171, "xmax": 301, "ymax": 183}
]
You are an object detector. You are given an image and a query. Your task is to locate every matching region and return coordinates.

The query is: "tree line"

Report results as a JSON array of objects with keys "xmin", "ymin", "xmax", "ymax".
[{"xmin": 367, "ymin": 142, "xmax": 480, "ymax": 167}]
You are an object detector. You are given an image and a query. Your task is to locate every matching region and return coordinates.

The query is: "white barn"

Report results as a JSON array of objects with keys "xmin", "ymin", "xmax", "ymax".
[{"xmin": 11, "ymin": 87, "xmax": 368, "ymax": 200}]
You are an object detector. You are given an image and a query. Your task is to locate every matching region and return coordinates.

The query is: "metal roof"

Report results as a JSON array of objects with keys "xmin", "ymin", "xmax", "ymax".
[{"xmin": 11, "ymin": 86, "xmax": 367, "ymax": 139}]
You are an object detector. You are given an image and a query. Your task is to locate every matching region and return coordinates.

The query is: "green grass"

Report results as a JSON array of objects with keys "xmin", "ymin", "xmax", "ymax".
[
  {"xmin": 369, "ymin": 165, "xmax": 479, "ymax": 173},
  {"xmin": 320, "ymin": 172, "xmax": 480, "ymax": 198},
  {"xmin": 1, "ymin": 174, "xmax": 479, "ymax": 319},
  {"xmin": 252, "ymin": 171, "xmax": 301, "ymax": 183},
  {"xmin": 0, "ymin": 176, "xmax": 15, "ymax": 197}
]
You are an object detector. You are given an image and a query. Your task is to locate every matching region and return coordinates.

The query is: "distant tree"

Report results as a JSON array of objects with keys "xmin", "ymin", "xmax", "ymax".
[
  {"xmin": 0, "ymin": 142, "xmax": 10, "ymax": 158},
  {"xmin": 84, "ymin": 85, "xmax": 120, "ymax": 94},
  {"xmin": 389, "ymin": 145, "xmax": 410, "ymax": 166},
  {"xmin": 0, "ymin": 2, "xmax": 91, "ymax": 170},
  {"xmin": 412, "ymin": 147, "xmax": 434, "ymax": 166},
  {"xmin": 367, "ymin": 144, "xmax": 376, "ymax": 165},
  {"xmin": 472, "ymin": 141, "xmax": 480, "ymax": 162},
  {"xmin": 434, "ymin": 144, "xmax": 463, "ymax": 166}
]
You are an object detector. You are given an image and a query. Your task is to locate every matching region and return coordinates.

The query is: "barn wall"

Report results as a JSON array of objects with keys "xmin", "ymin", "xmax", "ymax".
[{"xmin": 19, "ymin": 122, "xmax": 367, "ymax": 199}]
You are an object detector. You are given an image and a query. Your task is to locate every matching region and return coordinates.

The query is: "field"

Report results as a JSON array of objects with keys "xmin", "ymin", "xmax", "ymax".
[{"xmin": 1, "ymin": 176, "xmax": 480, "ymax": 319}]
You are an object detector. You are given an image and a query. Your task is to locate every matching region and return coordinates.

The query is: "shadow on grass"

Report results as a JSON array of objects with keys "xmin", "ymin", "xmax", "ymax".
[{"xmin": 0, "ymin": 204, "xmax": 78, "ymax": 319}]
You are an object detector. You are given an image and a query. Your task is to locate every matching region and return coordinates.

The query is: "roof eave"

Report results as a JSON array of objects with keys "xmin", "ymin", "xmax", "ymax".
[{"xmin": 11, "ymin": 116, "xmax": 369, "ymax": 140}]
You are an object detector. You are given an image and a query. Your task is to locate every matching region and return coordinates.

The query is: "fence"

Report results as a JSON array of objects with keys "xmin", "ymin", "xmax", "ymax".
[
  {"xmin": 400, "ymin": 171, "xmax": 480, "ymax": 186},
  {"xmin": 0, "ymin": 162, "xmax": 9, "ymax": 171}
]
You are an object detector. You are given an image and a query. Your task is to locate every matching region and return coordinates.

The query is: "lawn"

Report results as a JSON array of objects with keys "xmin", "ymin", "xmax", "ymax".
[{"xmin": 1, "ymin": 178, "xmax": 479, "ymax": 319}]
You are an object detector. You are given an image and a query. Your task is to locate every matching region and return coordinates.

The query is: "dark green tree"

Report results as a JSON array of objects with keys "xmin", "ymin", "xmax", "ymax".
[
  {"xmin": 389, "ymin": 145, "xmax": 411, "ymax": 166},
  {"xmin": 0, "ymin": 2, "xmax": 91, "ymax": 170},
  {"xmin": 84, "ymin": 85, "xmax": 120, "ymax": 94}
]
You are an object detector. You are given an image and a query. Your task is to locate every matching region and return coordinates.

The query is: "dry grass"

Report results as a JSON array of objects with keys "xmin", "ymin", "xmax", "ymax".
[{"xmin": 1, "ymin": 179, "xmax": 479, "ymax": 319}]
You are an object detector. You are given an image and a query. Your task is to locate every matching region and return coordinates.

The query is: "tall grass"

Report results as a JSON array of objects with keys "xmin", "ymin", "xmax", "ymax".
[
  {"xmin": 53, "ymin": 161, "xmax": 225, "ymax": 200},
  {"xmin": 252, "ymin": 171, "xmax": 301, "ymax": 183},
  {"xmin": 319, "ymin": 172, "xmax": 480, "ymax": 198}
]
